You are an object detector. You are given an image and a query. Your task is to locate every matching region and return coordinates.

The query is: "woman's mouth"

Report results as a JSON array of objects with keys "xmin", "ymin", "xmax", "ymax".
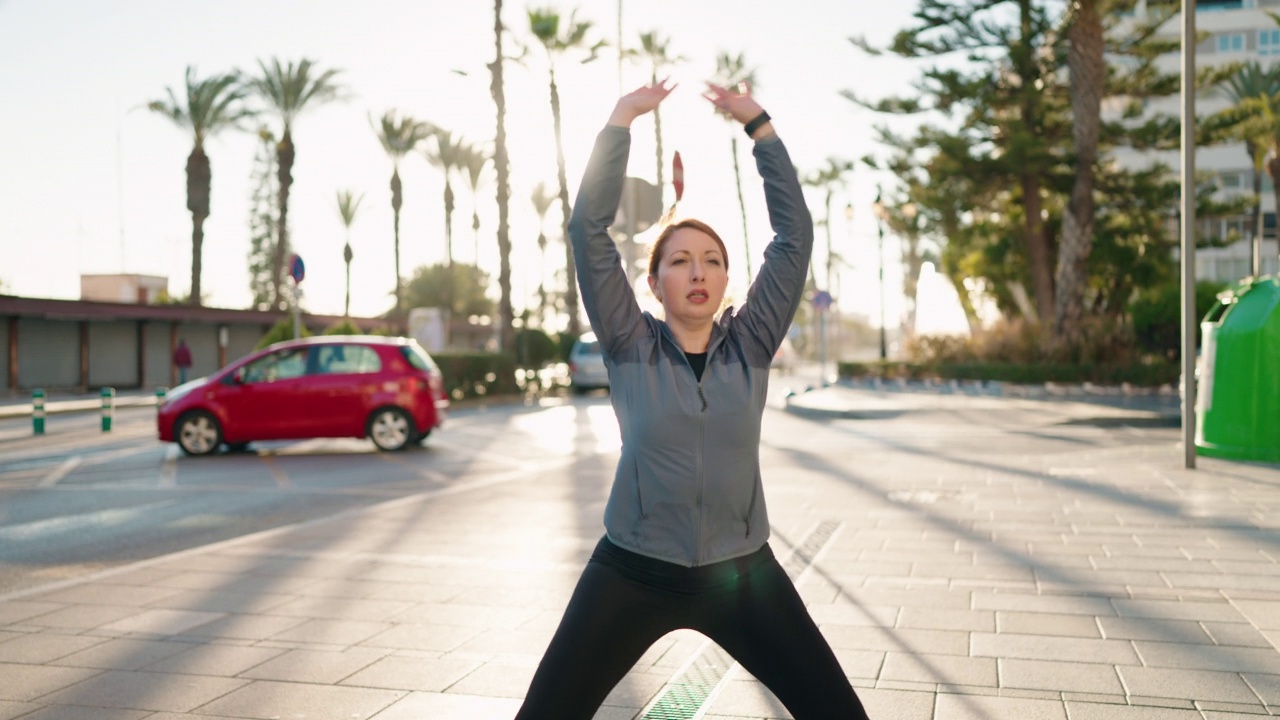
[{"xmin": 687, "ymin": 290, "xmax": 709, "ymax": 304}]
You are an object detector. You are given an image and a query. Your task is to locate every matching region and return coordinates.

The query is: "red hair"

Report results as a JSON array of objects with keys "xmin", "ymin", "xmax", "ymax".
[{"xmin": 647, "ymin": 219, "xmax": 730, "ymax": 276}]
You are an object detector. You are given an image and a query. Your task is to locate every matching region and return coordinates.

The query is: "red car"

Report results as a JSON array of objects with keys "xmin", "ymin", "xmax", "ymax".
[{"xmin": 157, "ymin": 336, "xmax": 448, "ymax": 456}]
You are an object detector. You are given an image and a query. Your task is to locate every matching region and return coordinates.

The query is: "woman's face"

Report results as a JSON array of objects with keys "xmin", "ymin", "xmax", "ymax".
[{"xmin": 647, "ymin": 227, "xmax": 729, "ymax": 327}]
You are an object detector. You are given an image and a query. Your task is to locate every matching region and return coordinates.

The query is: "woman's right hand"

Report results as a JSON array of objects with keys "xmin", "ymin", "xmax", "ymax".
[{"xmin": 608, "ymin": 79, "xmax": 676, "ymax": 128}]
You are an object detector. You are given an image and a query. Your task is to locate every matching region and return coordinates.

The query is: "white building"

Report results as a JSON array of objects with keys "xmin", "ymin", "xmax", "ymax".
[
  {"xmin": 79, "ymin": 274, "xmax": 169, "ymax": 304},
  {"xmin": 1117, "ymin": 0, "xmax": 1280, "ymax": 282}
]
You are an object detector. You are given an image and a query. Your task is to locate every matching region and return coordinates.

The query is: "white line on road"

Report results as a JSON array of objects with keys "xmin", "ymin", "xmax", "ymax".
[
  {"xmin": 159, "ymin": 444, "xmax": 179, "ymax": 487},
  {"xmin": 37, "ymin": 456, "xmax": 82, "ymax": 487},
  {"xmin": 0, "ymin": 500, "xmax": 179, "ymax": 542}
]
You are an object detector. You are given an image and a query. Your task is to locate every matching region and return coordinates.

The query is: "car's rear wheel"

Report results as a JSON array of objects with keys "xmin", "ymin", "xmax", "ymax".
[
  {"xmin": 176, "ymin": 411, "xmax": 222, "ymax": 456},
  {"xmin": 368, "ymin": 407, "xmax": 413, "ymax": 452}
]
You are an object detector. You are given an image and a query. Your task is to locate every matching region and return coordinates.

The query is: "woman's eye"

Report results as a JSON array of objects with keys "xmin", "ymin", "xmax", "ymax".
[
  {"xmin": 671, "ymin": 258, "xmax": 686, "ymax": 265},
  {"xmin": 709, "ymin": 259, "xmax": 722, "ymax": 266}
]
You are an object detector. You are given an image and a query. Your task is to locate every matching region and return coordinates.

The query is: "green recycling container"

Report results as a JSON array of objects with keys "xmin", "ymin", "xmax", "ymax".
[{"xmin": 1195, "ymin": 275, "xmax": 1280, "ymax": 462}]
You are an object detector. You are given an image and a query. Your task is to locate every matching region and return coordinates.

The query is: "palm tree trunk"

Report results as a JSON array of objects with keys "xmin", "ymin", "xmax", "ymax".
[
  {"xmin": 444, "ymin": 181, "xmax": 455, "ymax": 266},
  {"xmin": 492, "ymin": 0, "xmax": 515, "ymax": 352},
  {"xmin": 1054, "ymin": 0, "xmax": 1103, "ymax": 341},
  {"xmin": 652, "ymin": 69, "xmax": 666, "ymax": 206},
  {"xmin": 1269, "ymin": 153, "xmax": 1280, "ymax": 273},
  {"xmin": 1021, "ymin": 173, "xmax": 1053, "ymax": 322},
  {"xmin": 731, "ymin": 136, "xmax": 752, "ymax": 280},
  {"xmin": 185, "ymin": 146, "xmax": 211, "ymax": 307},
  {"xmin": 344, "ymin": 252, "xmax": 352, "ymax": 317},
  {"xmin": 273, "ymin": 131, "xmax": 295, "ymax": 312},
  {"xmin": 549, "ymin": 68, "xmax": 579, "ymax": 337},
  {"xmin": 1250, "ymin": 141, "xmax": 1263, "ymax": 276},
  {"xmin": 391, "ymin": 167, "xmax": 403, "ymax": 318}
]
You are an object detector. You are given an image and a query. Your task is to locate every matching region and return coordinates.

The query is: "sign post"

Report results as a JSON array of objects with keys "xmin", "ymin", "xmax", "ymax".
[
  {"xmin": 289, "ymin": 253, "xmax": 305, "ymax": 339},
  {"xmin": 813, "ymin": 290, "xmax": 834, "ymax": 386}
]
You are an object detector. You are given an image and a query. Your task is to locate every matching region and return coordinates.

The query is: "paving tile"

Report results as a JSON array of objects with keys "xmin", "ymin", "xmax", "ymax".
[
  {"xmin": 365, "ymin": 690, "xmax": 522, "ymax": 719},
  {"xmin": 142, "ymin": 589, "xmax": 295, "ymax": 614},
  {"xmin": 264, "ymin": 596, "xmax": 415, "ymax": 621},
  {"xmin": 360, "ymin": 623, "xmax": 483, "ymax": 652},
  {"xmin": 0, "ymin": 701, "xmax": 36, "ymax": 720},
  {"xmin": 365, "ymin": 582, "xmax": 467, "ymax": 603},
  {"xmin": 49, "ymin": 638, "xmax": 193, "ymax": 670},
  {"xmin": 933, "ymin": 692, "xmax": 1066, "ymax": 719},
  {"xmin": 397, "ymin": 602, "xmax": 541, "ymax": 629},
  {"xmin": 837, "ymin": 587, "xmax": 971, "ymax": 610},
  {"xmin": 999, "ymin": 658, "xmax": 1123, "ymax": 694},
  {"xmin": 196, "ymin": 679, "xmax": 404, "ymax": 719},
  {"xmin": 824, "ymin": 625, "xmax": 969, "ymax": 656},
  {"xmin": 340, "ymin": 654, "xmax": 481, "ymax": 692},
  {"xmin": 699, "ymin": 677, "xmax": 788, "ymax": 717},
  {"xmin": 971, "ymin": 593, "xmax": 1115, "ymax": 616},
  {"xmin": 0, "ymin": 633, "xmax": 106, "ymax": 663},
  {"xmin": 807, "ymin": 603, "xmax": 898, "ymax": 627},
  {"xmin": 1202, "ymin": 621, "xmax": 1274, "ymax": 647},
  {"xmin": 1111, "ymin": 598, "xmax": 1246, "ymax": 623},
  {"xmin": 880, "ymin": 652, "xmax": 996, "ymax": 687},
  {"xmin": 0, "ymin": 602, "xmax": 67, "ymax": 625},
  {"xmin": 599, "ymin": 669, "xmax": 667, "ymax": 708},
  {"xmin": 0, "ymin": 663, "xmax": 101, "ymax": 702},
  {"xmin": 1061, "ymin": 700, "xmax": 1204, "ymax": 719},
  {"xmin": 1195, "ymin": 700, "xmax": 1271, "ymax": 716},
  {"xmin": 1243, "ymin": 672, "xmax": 1280, "ymax": 704},
  {"xmin": 971, "ymin": 633, "xmax": 1139, "ymax": 665},
  {"xmin": 142, "ymin": 643, "xmax": 284, "ymax": 676},
  {"xmin": 1132, "ymin": 641, "xmax": 1280, "ymax": 673},
  {"xmin": 445, "ymin": 627, "xmax": 549, "ymax": 657},
  {"xmin": 1096, "ymin": 616, "xmax": 1213, "ymax": 643},
  {"xmin": 1234, "ymin": 600, "xmax": 1280, "ymax": 631},
  {"xmin": 22, "ymin": 604, "xmax": 139, "ymax": 630},
  {"xmin": 38, "ymin": 670, "xmax": 247, "ymax": 712},
  {"xmin": 996, "ymin": 611, "xmax": 1100, "ymax": 637},
  {"xmin": 30, "ymin": 584, "xmax": 181, "ymax": 607},
  {"xmin": 832, "ymin": 648, "xmax": 885, "ymax": 679},
  {"xmin": 898, "ymin": 607, "xmax": 994, "ymax": 633},
  {"xmin": 239, "ymin": 647, "xmax": 387, "ymax": 684},
  {"xmin": 1165, "ymin": 572, "xmax": 1280, "ymax": 592},
  {"xmin": 176, "ymin": 612, "xmax": 307, "ymax": 640},
  {"xmin": 270, "ymin": 619, "xmax": 393, "ymax": 645},
  {"xmin": 97, "ymin": 609, "xmax": 226, "ymax": 636},
  {"xmin": 10, "ymin": 706, "xmax": 150, "ymax": 720}
]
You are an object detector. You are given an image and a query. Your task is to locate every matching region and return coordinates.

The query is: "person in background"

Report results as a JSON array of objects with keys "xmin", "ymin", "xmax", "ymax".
[
  {"xmin": 513, "ymin": 80, "xmax": 869, "ymax": 719},
  {"xmin": 173, "ymin": 338, "xmax": 193, "ymax": 384}
]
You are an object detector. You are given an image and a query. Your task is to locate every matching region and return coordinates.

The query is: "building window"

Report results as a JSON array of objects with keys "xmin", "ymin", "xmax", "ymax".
[
  {"xmin": 1220, "ymin": 172, "xmax": 1243, "ymax": 189},
  {"xmin": 1261, "ymin": 29, "xmax": 1280, "ymax": 56},
  {"xmin": 1218, "ymin": 33, "xmax": 1246, "ymax": 52}
]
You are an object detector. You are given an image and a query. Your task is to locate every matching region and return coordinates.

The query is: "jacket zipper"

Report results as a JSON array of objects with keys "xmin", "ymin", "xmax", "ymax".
[{"xmin": 695, "ymin": 381, "xmax": 707, "ymax": 564}]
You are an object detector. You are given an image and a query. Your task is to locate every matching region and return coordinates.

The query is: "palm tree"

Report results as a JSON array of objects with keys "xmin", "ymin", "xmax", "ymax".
[
  {"xmin": 146, "ymin": 66, "xmax": 251, "ymax": 306},
  {"xmin": 625, "ymin": 31, "xmax": 685, "ymax": 204},
  {"xmin": 802, "ymin": 157, "xmax": 855, "ymax": 291},
  {"xmin": 529, "ymin": 6, "xmax": 606, "ymax": 338},
  {"xmin": 423, "ymin": 128, "xmax": 467, "ymax": 266},
  {"xmin": 461, "ymin": 142, "xmax": 491, "ymax": 262},
  {"xmin": 1214, "ymin": 62, "xmax": 1280, "ymax": 277},
  {"xmin": 244, "ymin": 58, "xmax": 345, "ymax": 310},
  {"xmin": 335, "ymin": 190, "xmax": 364, "ymax": 317},
  {"xmin": 491, "ymin": 0, "xmax": 516, "ymax": 352},
  {"xmin": 531, "ymin": 181, "xmax": 556, "ymax": 325},
  {"xmin": 712, "ymin": 52, "xmax": 759, "ymax": 280},
  {"xmin": 372, "ymin": 110, "xmax": 432, "ymax": 318}
]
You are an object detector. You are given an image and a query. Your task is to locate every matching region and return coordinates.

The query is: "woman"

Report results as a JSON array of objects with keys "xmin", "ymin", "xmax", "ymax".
[{"xmin": 515, "ymin": 80, "xmax": 869, "ymax": 720}]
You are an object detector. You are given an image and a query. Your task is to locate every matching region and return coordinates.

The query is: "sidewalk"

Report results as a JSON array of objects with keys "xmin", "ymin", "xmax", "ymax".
[
  {"xmin": 0, "ymin": 389, "xmax": 163, "ymax": 420},
  {"xmin": 0, "ymin": 382, "xmax": 1277, "ymax": 718}
]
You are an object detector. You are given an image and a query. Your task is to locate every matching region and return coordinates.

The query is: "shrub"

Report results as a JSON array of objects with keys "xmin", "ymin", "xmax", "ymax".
[
  {"xmin": 323, "ymin": 319, "xmax": 362, "ymax": 336},
  {"xmin": 514, "ymin": 328, "xmax": 558, "ymax": 368},
  {"xmin": 432, "ymin": 351, "xmax": 521, "ymax": 400},
  {"xmin": 255, "ymin": 317, "xmax": 310, "ymax": 349},
  {"xmin": 1130, "ymin": 280, "xmax": 1226, "ymax": 359}
]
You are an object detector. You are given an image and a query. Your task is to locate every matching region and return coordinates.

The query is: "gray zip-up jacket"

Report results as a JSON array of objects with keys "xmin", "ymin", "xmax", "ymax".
[{"xmin": 568, "ymin": 124, "xmax": 812, "ymax": 567}]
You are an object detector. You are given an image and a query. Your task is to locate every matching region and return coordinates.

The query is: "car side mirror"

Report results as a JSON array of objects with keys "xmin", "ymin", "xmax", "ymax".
[{"xmin": 232, "ymin": 368, "xmax": 246, "ymax": 384}]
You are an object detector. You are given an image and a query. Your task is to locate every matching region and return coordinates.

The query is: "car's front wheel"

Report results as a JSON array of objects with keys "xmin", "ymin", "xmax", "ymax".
[
  {"xmin": 176, "ymin": 411, "xmax": 222, "ymax": 456},
  {"xmin": 368, "ymin": 407, "xmax": 413, "ymax": 452}
]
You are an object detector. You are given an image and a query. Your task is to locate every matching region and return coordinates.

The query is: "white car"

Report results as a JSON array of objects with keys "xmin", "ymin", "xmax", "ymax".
[{"xmin": 569, "ymin": 332, "xmax": 610, "ymax": 393}]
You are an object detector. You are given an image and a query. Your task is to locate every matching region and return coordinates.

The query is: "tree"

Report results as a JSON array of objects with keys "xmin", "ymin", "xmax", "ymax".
[
  {"xmin": 528, "ymin": 6, "xmax": 606, "ymax": 339},
  {"xmin": 336, "ymin": 189, "xmax": 364, "ymax": 317},
  {"xmin": 712, "ymin": 52, "xmax": 759, "ymax": 280},
  {"xmin": 491, "ymin": 0, "xmax": 518, "ymax": 352},
  {"xmin": 802, "ymin": 157, "xmax": 855, "ymax": 291},
  {"xmin": 244, "ymin": 57, "xmax": 346, "ymax": 311},
  {"xmin": 1054, "ymin": 0, "xmax": 1104, "ymax": 341},
  {"xmin": 146, "ymin": 66, "xmax": 252, "ymax": 307},
  {"xmin": 626, "ymin": 30, "xmax": 685, "ymax": 203},
  {"xmin": 246, "ymin": 126, "xmax": 278, "ymax": 310},
  {"xmin": 403, "ymin": 262, "xmax": 495, "ymax": 319},
  {"xmin": 372, "ymin": 110, "xmax": 432, "ymax": 318},
  {"xmin": 1208, "ymin": 61, "xmax": 1280, "ymax": 276},
  {"xmin": 531, "ymin": 180, "xmax": 556, "ymax": 324},
  {"xmin": 422, "ymin": 128, "xmax": 466, "ymax": 266},
  {"xmin": 461, "ymin": 142, "xmax": 491, "ymax": 262}
]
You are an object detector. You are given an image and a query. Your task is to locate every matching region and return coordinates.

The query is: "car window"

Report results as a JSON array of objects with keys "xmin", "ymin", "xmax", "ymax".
[
  {"xmin": 400, "ymin": 344, "xmax": 437, "ymax": 372},
  {"xmin": 242, "ymin": 347, "xmax": 308, "ymax": 383},
  {"xmin": 575, "ymin": 341, "xmax": 601, "ymax": 356},
  {"xmin": 312, "ymin": 344, "xmax": 381, "ymax": 375}
]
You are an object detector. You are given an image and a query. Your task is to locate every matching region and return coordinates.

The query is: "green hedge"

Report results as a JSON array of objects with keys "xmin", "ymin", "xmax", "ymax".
[
  {"xmin": 431, "ymin": 351, "xmax": 522, "ymax": 401},
  {"xmin": 838, "ymin": 360, "xmax": 1179, "ymax": 387}
]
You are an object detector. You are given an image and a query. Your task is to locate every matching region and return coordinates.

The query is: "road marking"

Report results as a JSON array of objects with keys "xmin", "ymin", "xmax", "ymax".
[
  {"xmin": 159, "ymin": 445, "xmax": 179, "ymax": 487},
  {"xmin": 37, "ymin": 456, "xmax": 82, "ymax": 487},
  {"xmin": 0, "ymin": 500, "xmax": 179, "ymax": 542},
  {"xmin": 261, "ymin": 457, "xmax": 291, "ymax": 487}
]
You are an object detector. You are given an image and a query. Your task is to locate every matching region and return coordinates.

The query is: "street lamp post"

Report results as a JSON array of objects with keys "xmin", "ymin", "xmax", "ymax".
[{"xmin": 872, "ymin": 189, "xmax": 888, "ymax": 361}]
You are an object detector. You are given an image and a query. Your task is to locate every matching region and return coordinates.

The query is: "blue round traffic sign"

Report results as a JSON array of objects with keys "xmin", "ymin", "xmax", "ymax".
[
  {"xmin": 813, "ymin": 290, "xmax": 833, "ymax": 311},
  {"xmin": 289, "ymin": 253, "xmax": 305, "ymax": 283}
]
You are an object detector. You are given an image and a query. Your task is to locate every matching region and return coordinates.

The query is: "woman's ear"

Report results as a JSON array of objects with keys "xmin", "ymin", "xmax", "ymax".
[{"xmin": 647, "ymin": 274, "xmax": 661, "ymax": 302}]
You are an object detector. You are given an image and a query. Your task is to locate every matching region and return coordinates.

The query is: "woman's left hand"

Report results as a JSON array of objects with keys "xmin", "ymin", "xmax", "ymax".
[
  {"xmin": 702, "ymin": 82, "xmax": 765, "ymax": 126},
  {"xmin": 609, "ymin": 79, "xmax": 677, "ymax": 127}
]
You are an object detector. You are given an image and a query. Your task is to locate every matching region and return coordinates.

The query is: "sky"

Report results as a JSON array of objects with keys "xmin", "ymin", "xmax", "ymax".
[{"xmin": 0, "ymin": 0, "xmax": 970, "ymax": 337}]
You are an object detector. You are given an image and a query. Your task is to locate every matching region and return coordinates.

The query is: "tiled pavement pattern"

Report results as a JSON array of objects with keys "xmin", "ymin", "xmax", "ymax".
[{"xmin": 0, "ymin": 385, "xmax": 1277, "ymax": 719}]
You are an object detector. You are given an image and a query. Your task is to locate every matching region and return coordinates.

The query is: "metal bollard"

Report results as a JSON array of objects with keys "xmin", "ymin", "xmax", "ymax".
[
  {"xmin": 32, "ymin": 388, "xmax": 45, "ymax": 435},
  {"xmin": 101, "ymin": 387, "xmax": 115, "ymax": 432},
  {"xmin": 155, "ymin": 386, "xmax": 168, "ymax": 407}
]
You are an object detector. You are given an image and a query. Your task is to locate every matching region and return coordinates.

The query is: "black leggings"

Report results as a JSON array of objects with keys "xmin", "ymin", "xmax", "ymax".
[{"xmin": 515, "ymin": 537, "xmax": 868, "ymax": 719}]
